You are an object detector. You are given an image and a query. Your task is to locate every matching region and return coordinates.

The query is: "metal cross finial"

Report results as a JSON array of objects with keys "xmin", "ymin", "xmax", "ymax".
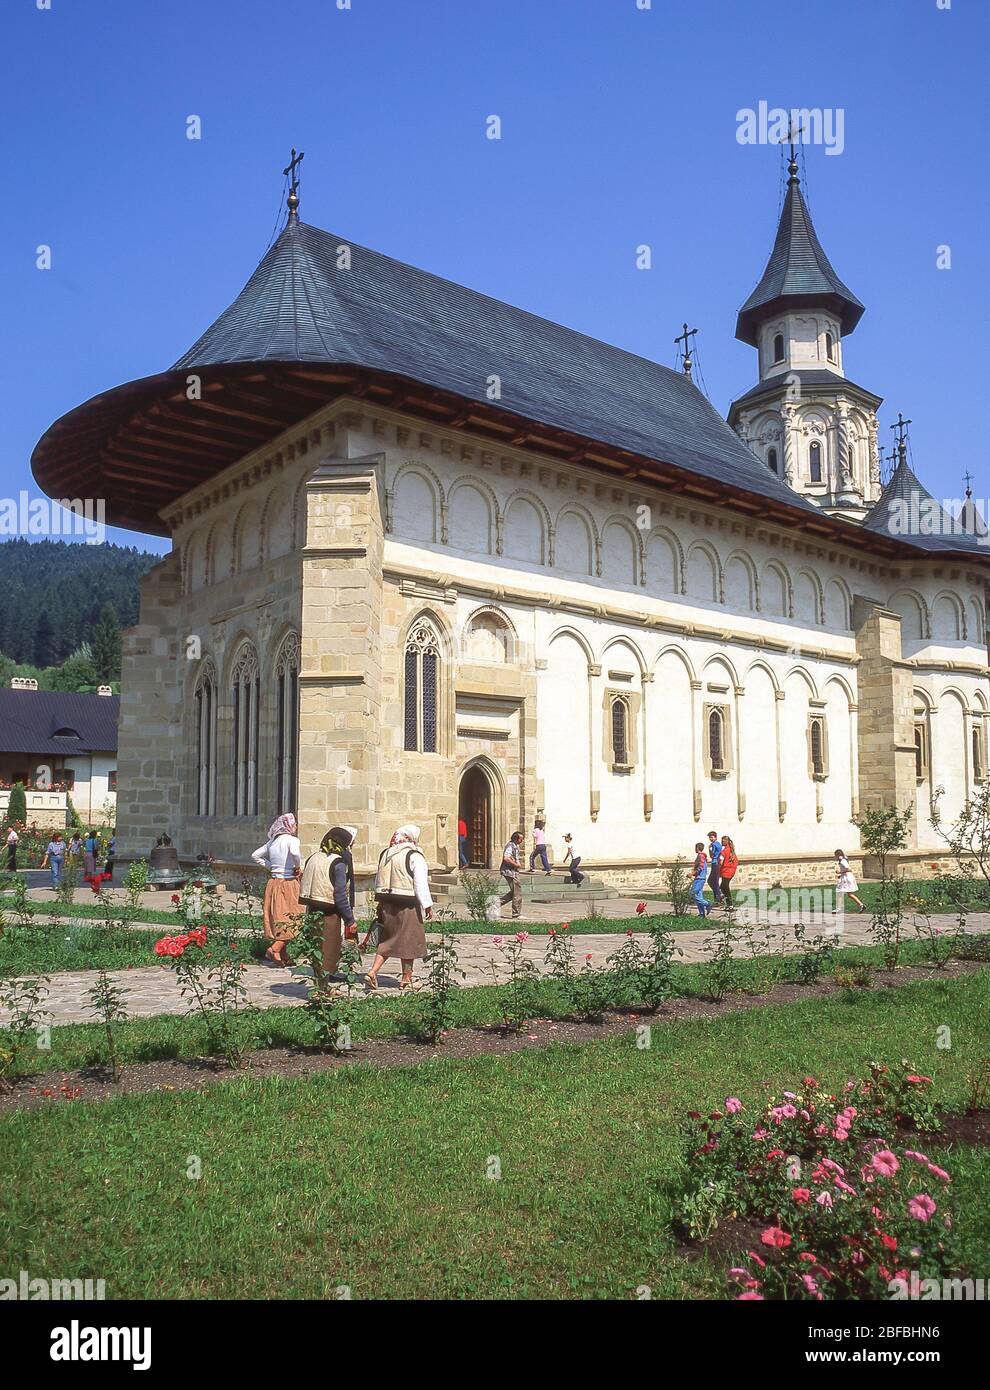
[
  {"xmin": 283, "ymin": 147, "xmax": 305, "ymax": 221},
  {"xmin": 964, "ymin": 469, "xmax": 974, "ymax": 498},
  {"xmin": 891, "ymin": 412, "xmax": 912, "ymax": 464},
  {"xmin": 674, "ymin": 322, "xmax": 698, "ymax": 379},
  {"xmin": 782, "ymin": 116, "xmax": 804, "ymax": 179}
]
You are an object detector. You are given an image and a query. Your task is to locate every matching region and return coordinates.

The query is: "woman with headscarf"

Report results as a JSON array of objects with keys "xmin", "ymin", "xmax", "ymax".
[
  {"xmin": 299, "ymin": 825, "xmax": 358, "ymax": 987},
  {"xmin": 365, "ymin": 824, "xmax": 434, "ymax": 990},
  {"xmin": 251, "ymin": 813, "xmax": 303, "ymax": 965}
]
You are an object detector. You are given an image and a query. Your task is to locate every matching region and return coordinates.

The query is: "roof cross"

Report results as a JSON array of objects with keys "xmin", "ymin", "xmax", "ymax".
[
  {"xmin": 674, "ymin": 322, "xmax": 698, "ymax": 379},
  {"xmin": 891, "ymin": 412, "xmax": 912, "ymax": 464},
  {"xmin": 283, "ymin": 147, "xmax": 305, "ymax": 221},
  {"xmin": 782, "ymin": 116, "xmax": 805, "ymax": 179}
]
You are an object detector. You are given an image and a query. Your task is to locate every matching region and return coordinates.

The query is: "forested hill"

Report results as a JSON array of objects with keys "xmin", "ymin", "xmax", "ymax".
[{"xmin": 0, "ymin": 539, "xmax": 162, "ymax": 668}]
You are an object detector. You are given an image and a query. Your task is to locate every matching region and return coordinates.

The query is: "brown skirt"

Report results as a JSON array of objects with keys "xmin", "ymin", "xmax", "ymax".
[
  {"xmin": 374, "ymin": 897, "xmax": 427, "ymax": 961},
  {"xmin": 263, "ymin": 877, "xmax": 303, "ymax": 943}
]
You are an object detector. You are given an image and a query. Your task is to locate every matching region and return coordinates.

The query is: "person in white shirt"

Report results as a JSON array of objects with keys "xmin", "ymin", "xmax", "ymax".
[
  {"xmin": 365, "ymin": 824, "xmax": 434, "ymax": 991},
  {"xmin": 562, "ymin": 833, "xmax": 584, "ymax": 885},
  {"xmin": 500, "ymin": 831, "xmax": 524, "ymax": 917},
  {"xmin": 251, "ymin": 812, "xmax": 303, "ymax": 965},
  {"xmin": 5, "ymin": 827, "xmax": 18, "ymax": 872},
  {"xmin": 833, "ymin": 849, "xmax": 865, "ymax": 913}
]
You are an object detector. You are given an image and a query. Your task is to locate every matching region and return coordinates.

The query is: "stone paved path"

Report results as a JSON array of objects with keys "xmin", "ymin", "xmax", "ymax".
[{"xmin": 3, "ymin": 910, "xmax": 987, "ymax": 1028}]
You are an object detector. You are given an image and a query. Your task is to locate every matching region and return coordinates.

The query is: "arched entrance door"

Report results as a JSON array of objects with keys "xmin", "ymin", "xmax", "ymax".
[{"xmin": 459, "ymin": 764, "xmax": 493, "ymax": 867}]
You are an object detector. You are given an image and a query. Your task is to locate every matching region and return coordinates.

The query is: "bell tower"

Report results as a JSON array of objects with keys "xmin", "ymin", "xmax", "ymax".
[{"xmin": 728, "ymin": 148, "xmax": 883, "ymax": 521}]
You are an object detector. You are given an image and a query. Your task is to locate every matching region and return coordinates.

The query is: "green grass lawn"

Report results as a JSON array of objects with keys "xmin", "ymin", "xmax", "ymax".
[
  {"xmin": 1, "ymin": 972, "xmax": 986, "ymax": 1299},
  {"xmin": 645, "ymin": 877, "xmax": 990, "ymax": 915}
]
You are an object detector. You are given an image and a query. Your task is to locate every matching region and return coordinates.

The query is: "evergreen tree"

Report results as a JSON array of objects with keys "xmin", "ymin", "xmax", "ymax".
[
  {"xmin": 33, "ymin": 608, "xmax": 54, "ymax": 668},
  {"xmin": 90, "ymin": 603, "xmax": 122, "ymax": 682},
  {"xmin": 5, "ymin": 781, "xmax": 27, "ymax": 829},
  {"xmin": 47, "ymin": 643, "xmax": 98, "ymax": 692}
]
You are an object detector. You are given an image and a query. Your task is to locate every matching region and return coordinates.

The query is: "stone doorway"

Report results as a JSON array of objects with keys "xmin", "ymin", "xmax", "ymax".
[{"xmin": 458, "ymin": 762, "xmax": 494, "ymax": 867}]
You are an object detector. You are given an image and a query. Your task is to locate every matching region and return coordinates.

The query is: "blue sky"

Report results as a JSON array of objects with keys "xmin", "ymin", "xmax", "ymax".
[{"xmin": 2, "ymin": 0, "xmax": 987, "ymax": 555}]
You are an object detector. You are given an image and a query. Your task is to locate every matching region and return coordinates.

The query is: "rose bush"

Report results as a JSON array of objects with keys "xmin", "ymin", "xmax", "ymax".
[{"xmin": 677, "ymin": 1062, "xmax": 957, "ymax": 1300}]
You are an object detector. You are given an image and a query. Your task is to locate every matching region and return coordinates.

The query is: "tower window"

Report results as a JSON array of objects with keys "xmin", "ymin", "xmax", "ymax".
[
  {"xmin": 826, "ymin": 331, "xmax": 835, "ymax": 362},
  {"xmin": 809, "ymin": 716, "xmax": 827, "ymax": 778},
  {"xmin": 611, "ymin": 697, "xmax": 629, "ymax": 767},
  {"xmin": 767, "ymin": 447, "xmax": 779, "ymax": 475},
  {"xmin": 772, "ymin": 333, "xmax": 785, "ymax": 364},
  {"xmin": 708, "ymin": 708, "xmax": 724, "ymax": 772},
  {"xmin": 809, "ymin": 441, "xmax": 823, "ymax": 484}
]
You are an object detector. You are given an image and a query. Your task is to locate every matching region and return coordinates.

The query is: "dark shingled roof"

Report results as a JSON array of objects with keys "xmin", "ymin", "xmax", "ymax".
[
  {"xmin": 729, "ymin": 369, "xmax": 882, "ymax": 412},
  {"xmin": 0, "ymin": 690, "xmax": 119, "ymax": 756},
  {"xmin": 736, "ymin": 173, "xmax": 865, "ymax": 346},
  {"xmin": 169, "ymin": 218, "xmax": 822, "ymax": 517},
  {"xmin": 862, "ymin": 459, "xmax": 990, "ymax": 556}
]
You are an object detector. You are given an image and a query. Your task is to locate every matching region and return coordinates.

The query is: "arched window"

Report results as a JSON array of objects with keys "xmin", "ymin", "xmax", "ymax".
[
  {"xmin": 274, "ymin": 633, "xmax": 300, "ymax": 814},
  {"xmin": 773, "ymin": 333, "xmax": 785, "ymax": 363},
  {"xmin": 611, "ymin": 698, "xmax": 629, "ymax": 766},
  {"xmin": 767, "ymin": 447, "xmax": 779, "ymax": 475},
  {"xmin": 231, "ymin": 644, "xmax": 260, "ymax": 816},
  {"xmin": 913, "ymin": 722, "xmax": 927, "ymax": 781},
  {"xmin": 826, "ymin": 331, "xmax": 835, "ymax": 362},
  {"xmin": 809, "ymin": 441, "xmax": 823, "ymax": 483},
  {"xmin": 194, "ymin": 662, "xmax": 217, "ymax": 816},
  {"xmin": 404, "ymin": 619, "xmax": 440, "ymax": 753},
  {"xmin": 973, "ymin": 725, "xmax": 986, "ymax": 783},
  {"xmin": 708, "ymin": 707, "xmax": 725, "ymax": 772}
]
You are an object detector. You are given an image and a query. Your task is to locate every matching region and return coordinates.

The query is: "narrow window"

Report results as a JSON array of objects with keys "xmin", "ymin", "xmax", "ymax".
[
  {"xmin": 404, "ymin": 619, "xmax": 441, "ymax": 753},
  {"xmin": 231, "ymin": 645, "xmax": 260, "ymax": 816},
  {"xmin": 708, "ymin": 708, "xmax": 724, "ymax": 772},
  {"xmin": 767, "ymin": 447, "xmax": 779, "ymax": 475},
  {"xmin": 773, "ymin": 333, "xmax": 785, "ymax": 363},
  {"xmin": 914, "ymin": 723, "xmax": 927, "ymax": 781},
  {"xmin": 274, "ymin": 634, "xmax": 300, "ymax": 814},
  {"xmin": 611, "ymin": 698, "xmax": 629, "ymax": 766},
  {"xmin": 826, "ymin": 331, "xmax": 835, "ymax": 362},
  {"xmin": 194, "ymin": 663, "xmax": 217, "ymax": 816},
  {"xmin": 809, "ymin": 441, "xmax": 823, "ymax": 483},
  {"xmin": 973, "ymin": 725, "xmax": 985, "ymax": 782},
  {"xmin": 810, "ymin": 718, "xmax": 825, "ymax": 776}
]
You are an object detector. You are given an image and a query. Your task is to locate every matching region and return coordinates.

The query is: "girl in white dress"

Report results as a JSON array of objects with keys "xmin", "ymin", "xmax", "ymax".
[{"xmin": 834, "ymin": 849, "xmax": 865, "ymax": 913}]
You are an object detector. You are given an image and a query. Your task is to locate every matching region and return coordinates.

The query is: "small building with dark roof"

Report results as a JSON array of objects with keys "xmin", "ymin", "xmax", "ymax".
[{"xmin": 0, "ymin": 686, "xmax": 119, "ymax": 828}]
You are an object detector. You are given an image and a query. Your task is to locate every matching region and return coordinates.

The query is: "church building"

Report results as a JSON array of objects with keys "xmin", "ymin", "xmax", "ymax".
[{"xmin": 31, "ymin": 153, "xmax": 990, "ymax": 887}]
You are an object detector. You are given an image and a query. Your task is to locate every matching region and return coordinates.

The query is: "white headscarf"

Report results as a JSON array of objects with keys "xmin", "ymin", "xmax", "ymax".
[{"xmin": 389, "ymin": 824, "xmax": 421, "ymax": 846}]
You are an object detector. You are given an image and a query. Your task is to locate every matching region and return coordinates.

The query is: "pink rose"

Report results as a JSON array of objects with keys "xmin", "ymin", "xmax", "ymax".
[
  {"xmin": 725, "ymin": 1097, "xmax": 743, "ymax": 1114},
  {"xmin": 907, "ymin": 1194, "xmax": 937, "ymax": 1222}
]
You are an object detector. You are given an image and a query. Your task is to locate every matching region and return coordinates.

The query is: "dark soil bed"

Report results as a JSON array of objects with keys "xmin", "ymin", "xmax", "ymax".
[{"xmin": 0, "ymin": 958, "xmax": 985, "ymax": 1114}]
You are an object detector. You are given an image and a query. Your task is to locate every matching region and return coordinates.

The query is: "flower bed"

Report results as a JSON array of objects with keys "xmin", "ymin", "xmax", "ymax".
[{"xmin": 678, "ymin": 1062, "xmax": 958, "ymax": 1299}]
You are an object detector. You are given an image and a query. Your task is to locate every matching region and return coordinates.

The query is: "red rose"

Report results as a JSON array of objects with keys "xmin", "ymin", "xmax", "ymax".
[
  {"xmin": 636, "ymin": 902, "xmax": 647, "ymax": 915},
  {"xmin": 760, "ymin": 1226, "xmax": 792, "ymax": 1250}
]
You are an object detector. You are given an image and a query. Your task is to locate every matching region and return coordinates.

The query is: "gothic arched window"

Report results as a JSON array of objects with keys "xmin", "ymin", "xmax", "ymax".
[
  {"xmin": 809, "ymin": 441, "xmax": 823, "ymax": 483},
  {"xmin": 767, "ymin": 447, "xmax": 779, "ymax": 475},
  {"xmin": 708, "ymin": 707, "xmax": 725, "ymax": 773},
  {"xmin": 404, "ymin": 619, "xmax": 440, "ymax": 753},
  {"xmin": 826, "ymin": 331, "xmax": 835, "ymax": 362},
  {"xmin": 773, "ymin": 333, "xmax": 785, "ymax": 363},
  {"xmin": 194, "ymin": 661, "xmax": 217, "ymax": 816},
  {"xmin": 274, "ymin": 633, "xmax": 300, "ymax": 814},
  {"xmin": 611, "ymin": 698, "xmax": 629, "ymax": 766},
  {"xmin": 231, "ymin": 644, "xmax": 260, "ymax": 816}
]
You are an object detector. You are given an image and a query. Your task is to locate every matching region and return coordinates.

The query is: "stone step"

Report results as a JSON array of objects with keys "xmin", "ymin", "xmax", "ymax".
[{"xmin": 438, "ymin": 873, "xmax": 618, "ymax": 904}]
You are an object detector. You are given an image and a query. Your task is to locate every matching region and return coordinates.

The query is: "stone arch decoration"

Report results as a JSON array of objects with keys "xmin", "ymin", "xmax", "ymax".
[
  {"xmin": 185, "ymin": 526, "xmax": 209, "ymax": 595},
  {"xmin": 888, "ymin": 588, "xmax": 930, "ymax": 642},
  {"xmin": 461, "ymin": 604, "xmax": 518, "ymax": 665},
  {"xmin": 261, "ymin": 481, "xmax": 294, "ymax": 561},
  {"xmin": 646, "ymin": 526, "xmax": 685, "ymax": 593},
  {"xmin": 389, "ymin": 464, "xmax": 442, "ymax": 544},
  {"xmin": 601, "ymin": 634, "xmax": 647, "ymax": 678},
  {"xmin": 794, "ymin": 568, "xmax": 824, "ymax": 625},
  {"xmin": 724, "ymin": 550, "xmax": 758, "ymax": 610},
  {"xmin": 652, "ymin": 642, "xmax": 697, "ymax": 683},
  {"xmin": 232, "ymin": 498, "xmax": 263, "ymax": 574},
  {"xmin": 742, "ymin": 657, "xmax": 781, "ymax": 694},
  {"xmin": 502, "ymin": 489, "xmax": 551, "ymax": 566},
  {"xmin": 684, "ymin": 540, "xmax": 722, "ymax": 603},
  {"xmin": 447, "ymin": 477, "xmax": 498, "ymax": 555},
  {"xmin": 761, "ymin": 560, "xmax": 792, "ymax": 618},
  {"xmin": 599, "ymin": 515, "xmax": 642, "ymax": 586},
  {"xmin": 207, "ymin": 517, "xmax": 233, "ymax": 586},
  {"xmin": 554, "ymin": 505, "xmax": 597, "ymax": 576},
  {"xmin": 544, "ymin": 623, "xmax": 595, "ymax": 669},
  {"xmin": 931, "ymin": 590, "xmax": 965, "ymax": 642},
  {"xmin": 824, "ymin": 577, "xmax": 852, "ymax": 630}
]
